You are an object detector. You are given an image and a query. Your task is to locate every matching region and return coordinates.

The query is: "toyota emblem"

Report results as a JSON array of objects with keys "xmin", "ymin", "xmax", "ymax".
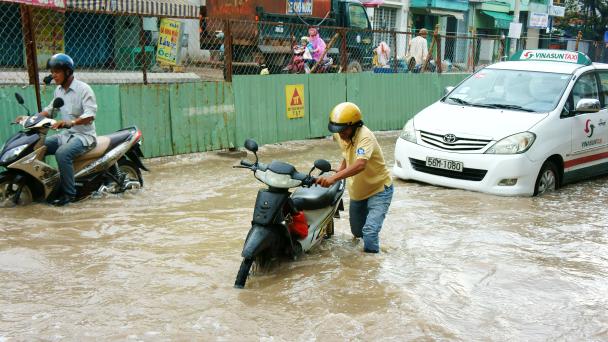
[{"xmin": 443, "ymin": 134, "xmax": 457, "ymax": 143}]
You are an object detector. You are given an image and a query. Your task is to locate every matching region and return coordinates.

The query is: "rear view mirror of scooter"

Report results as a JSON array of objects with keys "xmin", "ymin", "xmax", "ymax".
[
  {"xmin": 49, "ymin": 98, "xmax": 64, "ymax": 118},
  {"xmin": 14, "ymin": 93, "xmax": 31, "ymax": 115},
  {"xmin": 243, "ymin": 138, "xmax": 259, "ymax": 164},
  {"xmin": 313, "ymin": 159, "xmax": 331, "ymax": 174},
  {"xmin": 244, "ymin": 138, "xmax": 258, "ymax": 153}
]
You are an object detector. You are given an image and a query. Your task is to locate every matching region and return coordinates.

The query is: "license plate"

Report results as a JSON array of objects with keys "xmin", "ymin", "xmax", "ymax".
[{"xmin": 425, "ymin": 157, "xmax": 463, "ymax": 172}]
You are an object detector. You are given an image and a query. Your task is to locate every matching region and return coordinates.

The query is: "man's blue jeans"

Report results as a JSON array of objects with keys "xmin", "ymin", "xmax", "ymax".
[
  {"xmin": 45, "ymin": 135, "xmax": 88, "ymax": 197},
  {"xmin": 349, "ymin": 184, "xmax": 394, "ymax": 252}
]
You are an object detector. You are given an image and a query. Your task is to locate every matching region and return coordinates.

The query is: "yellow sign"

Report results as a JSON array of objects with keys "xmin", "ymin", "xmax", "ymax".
[
  {"xmin": 285, "ymin": 84, "xmax": 305, "ymax": 119},
  {"xmin": 157, "ymin": 18, "xmax": 183, "ymax": 66}
]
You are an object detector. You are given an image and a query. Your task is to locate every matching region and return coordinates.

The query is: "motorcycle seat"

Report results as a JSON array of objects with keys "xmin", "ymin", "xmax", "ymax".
[
  {"xmin": 292, "ymin": 182, "xmax": 341, "ymax": 211},
  {"xmin": 74, "ymin": 130, "xmax": 133, "ymax": 161},
  {"xmin": 75, "ymin": 136, "xmax": 109, "ymax": 160}
]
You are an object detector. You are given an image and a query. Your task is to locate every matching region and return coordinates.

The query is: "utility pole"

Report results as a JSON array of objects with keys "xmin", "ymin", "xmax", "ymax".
[{"xmin": 509, "ymin": 0, "xmax": 521, "ymax": 55}]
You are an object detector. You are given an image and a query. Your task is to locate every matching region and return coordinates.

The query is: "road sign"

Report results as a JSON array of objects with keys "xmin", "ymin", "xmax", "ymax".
[{"xmin": 285, "ymin": 84, "xmax": 305, "ymax": 119}]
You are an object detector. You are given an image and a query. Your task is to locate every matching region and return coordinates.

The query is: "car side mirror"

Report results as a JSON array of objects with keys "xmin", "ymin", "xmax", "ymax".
[
  {"xmin": 244, "ymin": 139, "xmax": 258, "ymax": 153},
  {"xmin": 575, "ymin": 98, "xmax": 600, "ymax": 114},
  {"xmin": 314, "ymin": 159, "xmax": 331, "ymax": 173},
  {"xmin": 444, "ymin": 86, "xmax": 455, "ymax": 96}
]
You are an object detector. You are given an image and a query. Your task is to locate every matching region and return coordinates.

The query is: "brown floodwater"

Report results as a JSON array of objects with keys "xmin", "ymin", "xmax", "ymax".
[{"xmin": 1, "ymin": 132, "xmax": 607, "ymax": 340}]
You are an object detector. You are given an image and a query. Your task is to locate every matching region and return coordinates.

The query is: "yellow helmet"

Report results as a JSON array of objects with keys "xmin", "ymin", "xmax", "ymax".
[{"xmin": 328, "ymin": 102, "xmax": 363, "ymax": 133}]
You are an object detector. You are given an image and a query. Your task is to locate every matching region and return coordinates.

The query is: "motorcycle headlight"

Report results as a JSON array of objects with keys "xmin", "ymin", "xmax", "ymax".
[
  {"xmin": 255, "ymin": 170, "xmax": 301, "ymax": 188},
  {"xmin": 399, "ymin": 119, "xmax": 417, "ymax": 143},
  {"xmin": 0, "ymin": 144, "xmax": 28, "ymax": 164},
  {"xmin": 485, "ymin": 132, "xmax": 536, "ymax": 154}
]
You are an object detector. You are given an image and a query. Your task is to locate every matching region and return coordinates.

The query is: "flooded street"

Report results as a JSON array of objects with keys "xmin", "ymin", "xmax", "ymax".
[{"xmin": 1, "ymin": 131, "xmax": 607, "ymax": 341}]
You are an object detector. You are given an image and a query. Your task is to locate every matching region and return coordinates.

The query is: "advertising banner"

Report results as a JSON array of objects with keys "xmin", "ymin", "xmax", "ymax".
[
  {"xmin": 529, "ymin": 12, "xmax": 549, "ymax": 28},
  {"xmin": 157, "ymin": 18, "xmax": 184, "ymax": 66},
  {"xmin": 286, "ymin": 0, "xmax": 313, "ymax": 15}
]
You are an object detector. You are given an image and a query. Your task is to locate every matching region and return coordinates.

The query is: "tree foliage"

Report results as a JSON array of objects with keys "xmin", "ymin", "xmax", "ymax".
[{"xmin": 558, "ymin": 0, "xmax": 608, "ymax": 39}]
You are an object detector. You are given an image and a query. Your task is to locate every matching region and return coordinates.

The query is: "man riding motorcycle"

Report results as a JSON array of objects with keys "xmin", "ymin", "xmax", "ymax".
[{"xmin": 15, "ymin": 53, "xmax": 98, "ymax": 206}]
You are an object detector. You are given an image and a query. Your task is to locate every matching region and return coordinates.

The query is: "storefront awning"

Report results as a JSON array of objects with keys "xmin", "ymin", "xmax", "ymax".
[
  {"xmin": 481, "ymin": 10, "xmax": 513, "ymax": 30},
  {"xmin": 4, "ymin": 0, "xmax": 65, "ymax": 9},
  {"xmin": 429, "ymin": 9, "xmax": 464, "ymax": 21},
  {"xmin": 66, "ymin": 0, "xmax": 198, "ymax": 18}
]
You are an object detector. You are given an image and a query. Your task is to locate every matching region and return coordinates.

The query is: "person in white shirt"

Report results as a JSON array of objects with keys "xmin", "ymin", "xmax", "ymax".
[
  {"xmin": 407, "ymin": 28, "xmax": 429, "ymax": 71},
  {"xmin": 16, "ymin": 53, "xmax": 98, "ymax": 206}
]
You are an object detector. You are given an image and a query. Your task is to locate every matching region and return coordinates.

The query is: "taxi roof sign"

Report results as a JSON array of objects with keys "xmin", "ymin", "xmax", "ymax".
[{"xmin": 509, "ymin": 50, "xmax": 592, "ymax": 66}]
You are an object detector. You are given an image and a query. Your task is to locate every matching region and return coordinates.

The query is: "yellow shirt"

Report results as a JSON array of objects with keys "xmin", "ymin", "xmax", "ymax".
[{"xmin": 335, "ymin": 126, "xmax": 392, "ymax": 201}]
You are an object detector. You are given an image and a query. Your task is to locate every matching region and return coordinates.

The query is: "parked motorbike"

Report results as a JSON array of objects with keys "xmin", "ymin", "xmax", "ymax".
[
  {"xmin": 0, "ymin": 93, "xmax": 148, "ymax": 207},
  {"xmin": 234, "ymin": 139, "xmax": 344, "ymax": 288}
]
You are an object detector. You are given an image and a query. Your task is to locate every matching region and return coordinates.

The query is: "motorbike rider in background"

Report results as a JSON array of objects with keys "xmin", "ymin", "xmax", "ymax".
[
  {"xmin": 15, "ymin": 53, "xmax": 98, "ymax": 206},
  {"xmin": 316, "ymin": 102, "xmax": 394, "ymax": 253}
]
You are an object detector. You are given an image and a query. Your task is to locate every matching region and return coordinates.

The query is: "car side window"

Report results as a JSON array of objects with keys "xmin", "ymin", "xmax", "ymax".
[
  {"xmin": 598, "ymin": 72, "xmax": 608, "ymax": 107},
  {"xmin": 565, "ymin": 73, "xmax": 599, "ymax": 113}
]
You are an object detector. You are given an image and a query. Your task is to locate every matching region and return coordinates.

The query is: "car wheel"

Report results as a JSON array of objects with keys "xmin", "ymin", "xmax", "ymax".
[{"xmin": 534, "ymin": 160, "xmax": 559, "ymax": 196}]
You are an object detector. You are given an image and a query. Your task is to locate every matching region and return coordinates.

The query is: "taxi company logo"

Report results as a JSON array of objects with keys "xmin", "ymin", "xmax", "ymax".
[
  {"xmin": 443, "ymin": 134, "xmax": 457, "ymax": 143},
  {"xmin": 582, "ymin": 138, "xmax": 602, "ymax": 148},
  {"xmin": 584, "ymin": 119, "xmax": 595, "ymax": 138},
  {"xmin": 522, "ymin": 50, "xmax": 578, "ymax": 62}
]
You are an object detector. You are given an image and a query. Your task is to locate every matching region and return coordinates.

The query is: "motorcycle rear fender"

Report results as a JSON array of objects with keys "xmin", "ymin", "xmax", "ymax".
[
  {"xmin": 126, "ymin": 145, "xmax": 148, "ymax": 171},
  {"xmin": 241, "ymin": 225, "xmax": 278, "ymax": 259}
]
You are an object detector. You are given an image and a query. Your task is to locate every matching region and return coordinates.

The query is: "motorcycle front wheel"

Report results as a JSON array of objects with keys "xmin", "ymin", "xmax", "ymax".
[
  {"xmin": 0, "ymin": 173, "xmax": 33, "ymax": 207},
  {"xmin": 234, "ymin": 257, "xmax": 253, "ymax": 289}
]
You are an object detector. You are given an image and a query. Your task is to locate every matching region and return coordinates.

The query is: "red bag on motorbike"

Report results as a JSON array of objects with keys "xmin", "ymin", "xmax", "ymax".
[{"xmin": 288, "ymin": 211, "xmax": 308, "ymax": 239}]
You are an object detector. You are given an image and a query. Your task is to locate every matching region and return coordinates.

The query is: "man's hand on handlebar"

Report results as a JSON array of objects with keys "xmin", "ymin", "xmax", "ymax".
[
  {"xmin": 316, "ymin": 175, "xmax": 337, "ymax": 188},
  {"xmin": 52, "ymin": 120, "xmax": 72, "ymax": 129},
  {"xmin": 13, "ymin": 116, "xmax": 27, "ymax": 124}
]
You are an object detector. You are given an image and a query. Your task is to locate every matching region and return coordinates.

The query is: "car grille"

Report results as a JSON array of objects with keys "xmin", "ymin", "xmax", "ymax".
[
  {"xmin": 409, "ymin": 158, "xmax": 488, "ymax": 181},
  {"xmin": 419, "ymin": 130, "xmax": 492, "ymax": 151}
]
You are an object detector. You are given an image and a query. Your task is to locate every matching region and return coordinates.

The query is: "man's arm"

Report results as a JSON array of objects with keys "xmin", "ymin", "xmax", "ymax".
[{"xmin": 317, "ymin": 158, "xmax": 367, "ymax": 187}]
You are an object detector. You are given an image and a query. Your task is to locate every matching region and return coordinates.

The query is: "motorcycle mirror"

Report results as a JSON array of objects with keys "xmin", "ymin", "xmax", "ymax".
[
  {"xmin": 43, "ymin": 74, "xmax": 53, "ymax": 85},
  {"xmin": 314, "ymin": 159, "xmax": 331, "ymax": 173},
  {"xmin": 14, "ymin": 93, "xmax": 24, "ymax": 104},
  {"xmin": 52, "ymin": 98, "xmax": 64, "ymax": 109},
  {"xmin": 244, "ymin": 139, "xmax": 258, "ymax": 153},
  {"xmin": 14, "ymin": 93, "xmax": 31, "ymax": 115}
]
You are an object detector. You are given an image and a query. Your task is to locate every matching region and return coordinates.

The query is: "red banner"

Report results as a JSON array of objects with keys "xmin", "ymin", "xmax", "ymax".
[{"xmin": 9, "ymin": 0, "xmax": 65, "ymax": 9}]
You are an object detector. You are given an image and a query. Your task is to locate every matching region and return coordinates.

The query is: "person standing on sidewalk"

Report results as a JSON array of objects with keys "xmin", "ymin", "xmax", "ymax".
[{"xmin": 315, "ymin": 102, "xmax": 393, "ymax": 253}]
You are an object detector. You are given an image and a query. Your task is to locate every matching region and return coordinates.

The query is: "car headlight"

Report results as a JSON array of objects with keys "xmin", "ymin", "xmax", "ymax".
[
  {"xmin": 0, "ymin": 144, "xmax": 28, "ymax": 164},
  {"xmin": 399, "ymin": 119, "xmax": 416, "ymax": 143},
  {"xmin": 485, "ymin": 132, "xmax": 536, "ymax": 154},
  {"xmin": 255, "ymin": 170, "xmax": 301, "ymax": 188}
]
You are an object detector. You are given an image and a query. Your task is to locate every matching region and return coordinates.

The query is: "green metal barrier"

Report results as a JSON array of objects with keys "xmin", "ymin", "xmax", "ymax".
[{"xmin": 1, "ymin": 73, "xmax": 468, "ymax": 161}]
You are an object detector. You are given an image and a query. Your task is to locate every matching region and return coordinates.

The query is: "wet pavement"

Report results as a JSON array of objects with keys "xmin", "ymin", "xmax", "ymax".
[{"xmin": 1, "ymin": 132, "xmax": 607, "ymax": 340}]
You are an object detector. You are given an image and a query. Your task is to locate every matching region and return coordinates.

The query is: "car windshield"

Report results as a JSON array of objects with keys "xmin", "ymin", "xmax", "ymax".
[{"xmin": 443, "ymin": 68, "xmax": 572, "ymax": 113}]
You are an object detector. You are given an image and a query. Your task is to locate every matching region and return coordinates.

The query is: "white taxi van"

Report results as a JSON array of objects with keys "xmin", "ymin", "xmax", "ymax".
[{"xmin": 393, "ymin": 50, "xmax": 608, "ymax": 196}]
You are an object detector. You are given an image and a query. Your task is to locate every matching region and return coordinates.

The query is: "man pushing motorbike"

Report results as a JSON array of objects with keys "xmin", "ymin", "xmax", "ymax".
[
  {"xmin": 316, "ymin": 102, "xmax": 393, "ymax": 253},
  {"xmin": 15, "ymin": 53, "xmax": 98, "ymax": 206}
]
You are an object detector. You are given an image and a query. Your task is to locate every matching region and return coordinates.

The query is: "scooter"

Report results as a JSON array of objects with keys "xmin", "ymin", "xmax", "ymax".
[
  {"xmin": 0, "ymin": 93, "xmax": 148, "ymax": 206},
  {"xmin": 233, "ymin": 139, "xmax": 344, "ymax": 288}
]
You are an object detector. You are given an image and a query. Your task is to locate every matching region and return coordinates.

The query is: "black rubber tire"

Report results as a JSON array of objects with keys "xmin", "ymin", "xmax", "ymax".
[
  {"xmin": 0, "ymin": 173, "xmax": 34, "ymax": 207},
  {"xmin": 324, "ymin": 219, "xmax": 334, "ymax": 239},
  {"xmin": 118, "ymin": 159, "xmax": 143, "ymax": 187},
  {"xmin": 534, "ymin": 160, "xmax": 559, "ymax": 196},
  {"xmin": 234, "ymin": 257, "xmax": 254, "ymax": 289}
]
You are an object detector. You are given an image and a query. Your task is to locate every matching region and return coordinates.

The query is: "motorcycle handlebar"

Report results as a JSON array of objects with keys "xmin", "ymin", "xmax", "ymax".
[{"xmin": 240, "ymin": 160, "xmax": 253, "ymax": 168}]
